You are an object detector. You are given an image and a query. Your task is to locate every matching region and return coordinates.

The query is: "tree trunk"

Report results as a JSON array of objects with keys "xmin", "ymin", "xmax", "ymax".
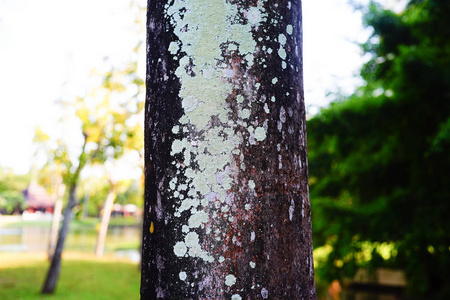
[
  {"xmin": 141, "ymin": 0, "xmax": 316, "ymax": 299},
  {"xmin": 48, "ymin": 183, "xmax": 65, "ymax": 261},
  {"xmin": 81, "ymin": 183, "xmax": 90, "ymax": 219},
  {"xmin": 42, "ymin": 183, "xmax": 77, "ymax": 294},
  {"xmin": 95, "ymin": 187, "xmax": 116, "ymax": 257}
]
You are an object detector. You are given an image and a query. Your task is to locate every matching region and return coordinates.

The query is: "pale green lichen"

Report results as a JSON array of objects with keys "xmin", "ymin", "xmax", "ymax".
[
  {"xmin": 179, "ymin": 271, "xmax": 187, "ymax": 281},
  {"xmin": 278, "ymin": 34, "xmax": 287, "ymax": 46},
  {"xmin": 225, "ymin": 274, "xmax": 237, "ymax": 286},
  {"xmin": 278, "ymin": 47, "xmax": 287, "ymax": 60},
  {"xmin": 241, "ymin": 108, "xmax": 250, "ymax": 119},
  {"xmin": 182, "ymin": 95, "xmax": 199, "ymax": 112},
  {"xmin": 286, "ymin": 24, "xmax": 293, "ymax": 35},
  {"xmin": 169, "ymin": 41, "xmax": 179, "ymax": 54},
  {"xmin": 165, "ymin": 0, "xmax": 274, "ymax": 288},
  {"xmin": 247, "ymin": 6, "xmax": 262, "ymax": 25},
  {"xmin": 254, "ymin": 126, "xmax": 267, "ymax": 141},
  {"xmin": 174, "ymin": 241, "xmax": 187, "ymax": 257},
  {"xmin": 248, "ymin": 180, "xmax": 256, "ymax": 189},
  {"xmin": 188, "ymin": 210, "xmax": 208, "ymax": 228}
]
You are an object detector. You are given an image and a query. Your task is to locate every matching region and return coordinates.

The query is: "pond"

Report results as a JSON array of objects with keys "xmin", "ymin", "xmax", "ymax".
[{"xmin": 0, "ymin": 219, "xmax": 141, "ymax": 262}]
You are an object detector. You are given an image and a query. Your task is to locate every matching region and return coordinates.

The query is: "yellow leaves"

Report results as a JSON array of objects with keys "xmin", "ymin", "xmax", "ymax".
[{"xmin": 33, "ymin": 126, "xmax": 50, "ymax": 143}]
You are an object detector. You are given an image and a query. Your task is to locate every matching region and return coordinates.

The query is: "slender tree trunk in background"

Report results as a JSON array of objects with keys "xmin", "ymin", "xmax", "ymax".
[
  {"xmin": 42, "ymin": 183, "xmax": 77, "ymax": 294},
  {"xmin": 141, "ymin": 0, "xmax": 316, "ymax": 299},
  {"xmin": 48, "ymin": 183, "xmax": 65, "ymax": 261},
  {"xmin": 81, "ymin": 183, "xmax": 90, "ymax": 219},
  {"xmin": 95, "ymin": 186, "xmax": 116, "ymax": 257}
]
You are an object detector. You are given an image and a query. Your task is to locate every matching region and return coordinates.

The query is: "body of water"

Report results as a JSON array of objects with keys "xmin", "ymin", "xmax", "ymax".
[{"xmin": 0, "ymin": 219, "xmax": 141, "ymax": 262}]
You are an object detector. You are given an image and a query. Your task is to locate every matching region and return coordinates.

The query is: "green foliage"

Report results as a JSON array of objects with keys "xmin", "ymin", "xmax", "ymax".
[
  {"xmin": 0, "ymin": 168, "xmax": 30, "ymax": 214},
  {"xmin": 308, "ymin": 0, "xmax": 450, "ymax": 298}
]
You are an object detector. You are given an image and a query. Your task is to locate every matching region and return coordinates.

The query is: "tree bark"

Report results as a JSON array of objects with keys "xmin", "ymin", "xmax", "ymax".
[
  {"xmin": 42, "ymin": 183, "xmax": 77, "ymax": 294},
  {"xmin": 95, "ymin": 186, "xmax": 116, "ymax": 257},
  {"xmin": 141, "ymin": 0, "xmax": 316, "ymax": 299}
]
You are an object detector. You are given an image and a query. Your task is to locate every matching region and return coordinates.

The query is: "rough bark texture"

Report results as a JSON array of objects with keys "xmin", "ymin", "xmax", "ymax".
[
  {"xmin": 42, "ymin": 184, "xmax": 77, "ymax": 294},
  {"xmin": 141, "ymin": 0, "xmax": 316, "ymax": 299}
]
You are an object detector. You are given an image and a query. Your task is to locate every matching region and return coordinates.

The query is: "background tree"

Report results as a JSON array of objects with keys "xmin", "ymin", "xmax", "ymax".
[
  {"xmin": 40, "ymin": 63, "xmax": 143, "ymax": 292},
  {"xmin": 141, "ymin": 0, "xmax": 316, "ymax": 298},
  {"xmin": 307, "ymin": 0, "xmax": 450, "ymax": 298},
  {"xmin": 0, "ymin": 167, "xmax": 29, "ymax": 215}
]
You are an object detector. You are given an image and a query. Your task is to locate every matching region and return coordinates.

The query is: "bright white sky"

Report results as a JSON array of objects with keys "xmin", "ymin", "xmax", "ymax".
[{"xmin": 0, "ymin": 0, "xmax": 405, "ymax": 175}]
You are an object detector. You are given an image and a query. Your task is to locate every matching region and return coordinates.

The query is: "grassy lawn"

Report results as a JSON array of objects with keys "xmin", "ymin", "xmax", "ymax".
[{"xmin": 0, "ymin": 252, "xmax": 140, "ymax": 300}]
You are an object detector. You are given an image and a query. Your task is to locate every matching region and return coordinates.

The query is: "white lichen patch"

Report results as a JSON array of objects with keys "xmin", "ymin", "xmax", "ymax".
[
  {"xmin": 188, "ymin": 210, "xmax": 208, "ymax": 228},
  {"xmin": 174, "ymin": 241, "xmax": 187, "ymax": 257},
  {"xmin": 169, "ymin": 41, "xmax": 179, "ymax": 54},
  {"xmin": 286, "ymin": 24, "xmax": 293, "ymax": 35},
  {"xmin": 240, "ymin": 108, "xmax": 250, "ymax": 119},
  {"xmin": 278, "ymin": 34, "xmax": 287, "ymax": 46},
  {"xmin": 247, "ymin": 6, "xmax": 263, "ymax": 25},
  {"xmin": 231, "ymin": 294, "xmax": 242, "ymax": 300},
  {"xmin": 248, "ymin": 180, "xmax": 256, "ymax": 190},
  {"xmin": 164, "ymin": 1, "xmax": 288, "ymax": 289},
  {"xmin": 179, "ymin": 271, "xmax": 187, "ymax": 281},
  {"xmin": 228, "ymin": 43, "xmax": 238, "ymax": 51},
  {"xmin": 289, "ymin": 199, "xmax": 295, "ymax": 221},
  {"xmin": 185, "ymin": 231, "xmax": 199, "ymax": 248},
  {"xmin": 172, "ymin": 125, "xmax": 179, "ymax": 134},
  {"xmin": 225, "ymin": 274, "xmax": 237, "ymax": 286},
  {"xmin": 182, "ymin": 95, "xmax": 199, "ymax": 112},
  {"xmin": 250, "ymin": 261, "xmax": 256, "ymax": 268},
  {"xmin": 254, "ymin": 127, "xmax": 267, "ymax": 141},
  {"xmin": 278, "ymin": 47, "xmax": 287, "ymax": 60}
]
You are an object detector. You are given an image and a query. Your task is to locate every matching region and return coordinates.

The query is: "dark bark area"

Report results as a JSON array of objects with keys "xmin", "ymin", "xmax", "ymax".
[
  {"xmin": 141, "ymin": 0, "xmax": 316, "ymax": 298},
  {"xmin": 42, "ymin": 184, "xmax": 77, "ymax": 294},
  {"xmin": 140, "ymin": 0, "xmax": 183, "ymax": 298}
]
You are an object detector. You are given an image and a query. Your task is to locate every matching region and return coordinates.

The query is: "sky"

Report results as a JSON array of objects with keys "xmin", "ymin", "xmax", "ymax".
[{"xmin": 0, "ymin": 0, "xmax": 405, "ymax": 175}]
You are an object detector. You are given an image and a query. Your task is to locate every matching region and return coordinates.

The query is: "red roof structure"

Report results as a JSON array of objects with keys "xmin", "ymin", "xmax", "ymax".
[{"xmin": 23, "ymin": 181, "xmax": 54, "ymax": 213}]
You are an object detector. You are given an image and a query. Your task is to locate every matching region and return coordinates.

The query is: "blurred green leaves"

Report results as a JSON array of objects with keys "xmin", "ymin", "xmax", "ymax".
[{"xmin": 308, "ymin": 0, "xmax": 450, "ymax": 298}]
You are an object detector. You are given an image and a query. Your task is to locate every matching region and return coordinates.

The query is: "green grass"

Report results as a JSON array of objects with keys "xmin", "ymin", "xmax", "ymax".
[{"xmin": 0, "ymin": 253, "xmax": 140, "ymax": 300}]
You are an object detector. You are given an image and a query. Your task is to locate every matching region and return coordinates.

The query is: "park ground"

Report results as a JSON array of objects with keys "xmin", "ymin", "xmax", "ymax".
[{"xmin": 0, "ymin": 252, "xmax": 140, "ymax": 300}]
